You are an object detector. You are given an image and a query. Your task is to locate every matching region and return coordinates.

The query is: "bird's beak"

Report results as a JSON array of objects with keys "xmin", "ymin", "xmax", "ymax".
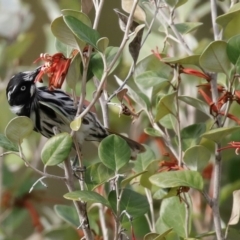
[{"xmin": 25, "ymin": 66, "xmax": 42, "ymax": 82}]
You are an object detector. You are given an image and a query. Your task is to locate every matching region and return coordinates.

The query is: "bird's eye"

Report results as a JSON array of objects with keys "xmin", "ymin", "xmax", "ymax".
[{"xmin": 21, "ymin": 86, "xmax": 26, "ymax": 91}]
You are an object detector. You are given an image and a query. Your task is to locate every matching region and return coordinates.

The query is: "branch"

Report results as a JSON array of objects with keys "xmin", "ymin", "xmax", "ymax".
[
  {"xmin": 0, "ymin": 151, "xmax": 65, "ymax": 180},
  {"xmin": 63, "ymin": 157, "xmax": 93, "ymax": 239}
]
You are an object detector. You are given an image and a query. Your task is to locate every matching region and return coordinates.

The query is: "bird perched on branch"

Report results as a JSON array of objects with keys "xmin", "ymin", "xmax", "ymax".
[{"xmin": 6, "ymin": 67, "xmax": 145, "ymax": 159}]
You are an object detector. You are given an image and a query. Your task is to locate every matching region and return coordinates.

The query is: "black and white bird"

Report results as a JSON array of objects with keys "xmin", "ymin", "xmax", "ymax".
[{"xmin": 6, "ymin": 67, "xmax": 144, "ymax": 159}]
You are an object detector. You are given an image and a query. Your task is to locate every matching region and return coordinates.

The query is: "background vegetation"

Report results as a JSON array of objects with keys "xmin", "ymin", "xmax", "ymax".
[{"xmin": 1, "ymin": 0, "xmax": 240, "ymax": 240}]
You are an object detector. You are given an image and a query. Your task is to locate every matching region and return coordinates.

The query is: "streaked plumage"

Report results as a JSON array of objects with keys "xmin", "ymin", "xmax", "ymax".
[{"xmin": 6, "ymin": 67, "xmax": 144, "ymax": 159}]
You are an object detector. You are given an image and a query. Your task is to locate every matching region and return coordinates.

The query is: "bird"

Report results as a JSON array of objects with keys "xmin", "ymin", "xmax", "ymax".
[{"xmin": 6, "ymin": 67, "xmax": 145, "ymax": 159}]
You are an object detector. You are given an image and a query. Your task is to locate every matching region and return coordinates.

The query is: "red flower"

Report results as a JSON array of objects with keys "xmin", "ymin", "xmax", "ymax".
[{"xmin": 34, "ymin": 53, "xmax": 71, "ymax": 90}]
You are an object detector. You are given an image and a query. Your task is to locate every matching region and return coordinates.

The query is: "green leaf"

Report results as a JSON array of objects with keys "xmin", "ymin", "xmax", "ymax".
[
  {"xmin": 144, "ymin": 127, "xmax": 162, "ymax": 137},
  {"xmin": 70, "ymin": 117, "xmax": 82, "ymax": 131},
  {"xmin": 91, "ymin": 46, "xmax": 120, "ymax": 79},
  {"xmin": 133, "ymin": 145, "xmax": 156, "ymax": 173},
  {"xmin": 85, "ymin": 162, "xmax": 115, "ymax": 190},
  {"xmin": 134, "ymin": 55, "xmax": 172, "ymax": 88},
  {"xmin": 144, "ymin": 229, "xmax": 173, "ymax": 240},
  {"xmin": 175, "ymin": 22, "xmax": 203, "ymax": 34},
  {"xmin": 135, "ymin": 70, "xmax": 170, "ymax": 89},
  {"xmin": 98, "ymin": 135, "xmax": 131, "ymax": 171},
  {"xmin": 216, "ymin": 2, "xmax": 240, "ymax": 29},
  {"xmin": 121, "ymin": 171, "xmax": 147, "ymax": 188},
  {"xmin": 150, "ymin": 170, "xmax": 204, "ymax": 190},
  {"xmin": 55, "ymin": 38, "xmax": 73, "ymax": 57},
  {"xmin": 64, "ymin": 190, "xmax": 110, "ymax": 207},
  {"xmin": 155, "ymin": 91, "xmax": 177, "ymax": 122},
  {"xmin": 183, "ymin": 145, "xmax": 211, "ymax": 171},
  {"xmin": 144, "ymin": 233, "xmax": 159, "ymax": 240},
  {"xmin": 66, "ymin": 52, "xmax": 81, "ymax": 89},
  {"xmin": 153, "ymin": 187, "xmax": 179, "ymax": 200},
  {"xmin": 227, "ymin": 34, "xmax": 240, "ymax": 64},
  {"xmin": 108, "ymin": 189, "xmax": 149, "ymax": 219},
  {"xmin": 201, "ymin": 126, "xmax": 240, "ymax": 143},
  {"xmin": 51, "ymin": 16, "xmax": 85, "ymax": 50},
  {"xmin": 44, "ymin": 225, "xmax": 79, "ymax": 239},
  {"xmin": 54, "ymin": 205, "xmax": 79, "ymax": 227},
  {"xmin": 5, "ymin": 116, "xmax": 33, "ymax": 143},
  {"xmin": 64, "ymin": 15, "xmax": 100, "ymax": 49},
  {"xmin": 61, "ymin": 9, "xmax": 92, "ymax": 27},
  {"xmin": 199, "ymin": 40, "xmax": 232, "ymax": 76},
  {"xmin": 178, "ymin": 95, "xmax": 210, "ymax": 117},
  {"xmin": 97, "ymin": 37, "xmax": 109, "ymax": 53},
  {"xmin": 0, "ymin": 134, "xmax": 18, "ymax": 152},
  {"xmin": 41, "ymin": 132, "xmax": 73, "ymax": 166},
  {"xmin": 157, "ymin": 197, "xmax": 189, "ymax": 238},
  {"xmin": 140, "ymin": 160, "xmax": 160, "ymax": 189},
  {"xmin": 181, "ymin": 123, "xmax": 207, "ymax": 150},
  {"xmin": 162, "ymin": 55, "xmax": 200, "ymax": 65}
]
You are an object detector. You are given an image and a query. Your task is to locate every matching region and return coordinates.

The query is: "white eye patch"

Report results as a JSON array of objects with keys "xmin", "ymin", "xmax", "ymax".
[
  {"xmin": 30, "ymin": 85, "xmax": 35, "ymax": 97},
  {"xmin": 7, "ymin": 85, "xmax": 16, "ymax": 101}
]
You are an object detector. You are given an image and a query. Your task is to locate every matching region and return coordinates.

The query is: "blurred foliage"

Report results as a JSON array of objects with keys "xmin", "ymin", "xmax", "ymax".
[{"xmin": 1, "ymin": 0, "xmax": 240, "ymax": 240}]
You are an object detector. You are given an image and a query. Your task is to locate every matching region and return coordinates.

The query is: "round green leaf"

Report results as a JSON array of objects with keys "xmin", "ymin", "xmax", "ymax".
[
  {"xmin": 98, "ymin": 134, "xmax": 131, "ymax": 171},
  {"xmin": 149, "ymin": 170, "xmax": 204, "ymax": 190},
  {"xmin": 199, "ymin": 40, "xmax": 232, "ymax": 76},
  {"xmin": 51, "ymin": 16, "xmax": 84, "ymax": 50},
  {"xmin": 63, "ymin": 15, "xmax": 100, "ymax": 49},
  {"xmin": 64, "ymin": 190, "xmax": 110, "ymax": 207},
  {"xmin": 227, "ymin": 34, "xmax": 240, "ymax": 64},
  {"xmin": 70, "ymin": 117, "xmax": 82, "ymax": 131},
  {"xmin": 108, "ymin": 189, "xmax": 149, "ymax": 219},
  {"xmin": 61, "ymin": 9, "xmax": 92, "ymax": 27},
  {"xmin": 0, "ymin": 134, "xmax": 18, "ymax": 151},
  {"xmin": 216, "ymin": 2, "xmax": 240, "ymax": 29},
  {"xmin": 5, "ymin": 116, "xmax": 34, "ymax": 143},
  {"xmin": 54, "ymin": 205, "xmax": 79, "ymax": 227},
  {"xmin": 157, "ymin": 197, "xmax": 188, "ymax": 238},
  {"xmin": 201, "ymin": 126, "xmax": 240, "ymax": 143},
  {"xmin": 41, "ymin": 132, "xmax": 72, "ymax": 166},
  {"xmin": 183, "ymin": 145, "xmax": 211, "ymax": 171}
]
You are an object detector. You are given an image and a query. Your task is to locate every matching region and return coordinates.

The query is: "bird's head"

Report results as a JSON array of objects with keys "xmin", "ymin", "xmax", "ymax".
[{"xmin": 6, "ymin": 67, "xmax": 41, "ymax": 115}]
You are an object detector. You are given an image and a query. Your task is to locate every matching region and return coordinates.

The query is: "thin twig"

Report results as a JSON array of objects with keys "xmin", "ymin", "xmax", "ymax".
[
  {"xmin": 182, "ymin": 193, "xmax": 190, "ymax": 238},
  {"xmin": 145, "ymin": 188, "xmax": 156, "ymax": 232},
  {"xmin": 209, "ymin": 1, "xmax": 224, "ymax": 239},
  {"xmin": 63, "ymin": 157, "xmax": 93, "ymax": 239},
  {"xmin": 0, "ymin": 151, "xmax": 65, "ymax": 180},
  {"xmin": 108, "ymin": 0, "xmax": 160, "ymax": 102},
  {"xmin": 157, "ymin": 6, "xmax": 192, "ymax": 55}
]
